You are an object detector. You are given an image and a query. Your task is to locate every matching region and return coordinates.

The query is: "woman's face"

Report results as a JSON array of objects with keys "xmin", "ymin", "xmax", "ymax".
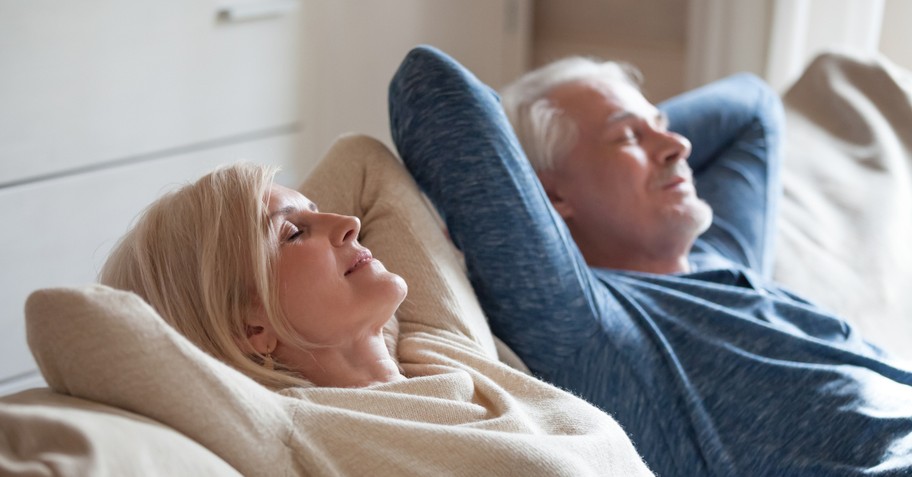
[{"xmin": 264, "ymin": 185, "xmax": 407, "ymax": 348}]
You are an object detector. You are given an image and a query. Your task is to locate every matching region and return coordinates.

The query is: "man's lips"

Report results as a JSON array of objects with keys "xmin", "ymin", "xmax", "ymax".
[
  {"xmin": 345, "ymin": 250, "xmax": 373, "ymax": 276},
  {"xmin": 656, "ymin": 165, "xmax": 693, "ymax": 190},
  {"xmin": 662, "ymin": 176, "xmax": 687, "ymax": 189}
]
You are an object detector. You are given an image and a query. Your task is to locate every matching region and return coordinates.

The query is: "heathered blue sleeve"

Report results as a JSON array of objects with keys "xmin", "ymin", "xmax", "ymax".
[
  {"xmin": 388, "ymin": 46, "xmax": 607, "ymax": 373},
  {"xmin": 659, "ymin": 74, "xmax": 784, "ymax": 278}
]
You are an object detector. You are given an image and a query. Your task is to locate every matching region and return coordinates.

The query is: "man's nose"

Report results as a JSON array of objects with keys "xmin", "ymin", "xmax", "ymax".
[{"xmin": 655, "ymin": 131, "xmax": 691, "ymax": 165}]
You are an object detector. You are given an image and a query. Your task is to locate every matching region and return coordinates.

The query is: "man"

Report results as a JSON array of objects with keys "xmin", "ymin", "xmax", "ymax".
[
  {"xmin": 389, "ymin": 46, "xmax": 912, "ymax": 476},
  {"xmin": 500, "ymin": 56, "xmax": 765, "ymax": 278}
]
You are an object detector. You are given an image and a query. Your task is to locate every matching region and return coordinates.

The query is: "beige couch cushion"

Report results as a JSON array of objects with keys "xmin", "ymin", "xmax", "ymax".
[
  {"xmin": 774, "ymin": 51, "xmax": 912, "ymax": 360},
  {"xmin": 23, "ymin": 285, "xmax": 297, "ymax": 476},
  {"xmin": 0, "ymin": 388, "xmax": 240, "ymax": 476}
]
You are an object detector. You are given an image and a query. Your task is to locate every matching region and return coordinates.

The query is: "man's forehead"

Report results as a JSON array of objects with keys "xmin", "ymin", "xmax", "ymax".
[
  {"xmin": 550, "ymin": 79, "xmax": 656, "ymax": 122},
  {"xmin": 550, "ymin": 77, "xmax": 635, "ymax": 98}
]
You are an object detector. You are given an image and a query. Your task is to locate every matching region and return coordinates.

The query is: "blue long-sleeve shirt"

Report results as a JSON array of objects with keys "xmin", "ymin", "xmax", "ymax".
[{"xmin": 389, "ymin": 45, "xmax": 912, "ymax": 476}]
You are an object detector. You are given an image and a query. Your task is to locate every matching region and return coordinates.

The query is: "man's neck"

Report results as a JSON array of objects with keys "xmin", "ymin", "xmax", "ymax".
[
  {"xmin": 576, "ymin": 230, "xmax": 695, "ymax": 275},
  {"xmin": 587, "ymin": 251, "xmax": 691, "ymax": 274}
]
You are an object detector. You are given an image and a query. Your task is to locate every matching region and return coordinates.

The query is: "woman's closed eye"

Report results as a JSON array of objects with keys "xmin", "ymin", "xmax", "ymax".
[{"xmin": 283, "ymin": 223, "xmax": 308, "ymax": 243}]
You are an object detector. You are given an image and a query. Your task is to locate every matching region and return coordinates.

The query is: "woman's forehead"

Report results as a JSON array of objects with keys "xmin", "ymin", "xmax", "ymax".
[{"xmin": 266, "ymin": 185, "xmax": 317, "ymax": 217}]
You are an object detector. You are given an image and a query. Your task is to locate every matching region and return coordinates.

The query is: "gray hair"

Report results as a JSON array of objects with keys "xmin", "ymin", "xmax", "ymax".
[{"xmin": 501, "ymin": 57, "xmax": 642, "ymax": 171}]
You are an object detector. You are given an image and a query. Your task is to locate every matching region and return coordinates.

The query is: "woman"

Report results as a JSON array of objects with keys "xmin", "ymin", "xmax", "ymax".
[
  {"xmin": 95, "ymin": 134, "xmax": 654, "ymax": 476},
  {"xmin": 100, "ymin": 161, "xmax": 407, "ymax": 390}
]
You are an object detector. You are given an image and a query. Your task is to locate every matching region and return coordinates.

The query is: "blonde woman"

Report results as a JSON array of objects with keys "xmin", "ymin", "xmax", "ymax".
[
  {"xmin": 100, "ymin": 161, "xmax": 407, "ymax": 390},
  {"xmin": 91, "ymin": 128, "xmax": 654, "ymax": 475}
]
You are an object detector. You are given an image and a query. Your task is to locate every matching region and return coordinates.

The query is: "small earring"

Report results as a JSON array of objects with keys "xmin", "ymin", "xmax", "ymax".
[{"xmin": 263, "ymin": 343, "xmax": 275, "ymax": 371}]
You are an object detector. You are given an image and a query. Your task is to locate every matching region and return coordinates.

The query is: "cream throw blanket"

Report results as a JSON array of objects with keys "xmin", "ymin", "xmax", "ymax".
[{"xmin": 20, "ymin": 136, "xmax": 653, "ymax": 476}]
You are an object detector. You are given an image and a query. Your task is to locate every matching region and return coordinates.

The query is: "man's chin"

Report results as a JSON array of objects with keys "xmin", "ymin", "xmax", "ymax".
[
  {"xmin": 658, "ymin": 201, "xmax": 713, "ymax": 251},
  {"xmin": 694, "ymin": 200, "xmax": 713, "ymax": 235}
]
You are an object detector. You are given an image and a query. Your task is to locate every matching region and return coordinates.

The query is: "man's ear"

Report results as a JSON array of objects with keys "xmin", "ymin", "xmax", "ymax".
[{"xmin": 538, "ymin": 170, "xmax": 574, "ymax": 220}]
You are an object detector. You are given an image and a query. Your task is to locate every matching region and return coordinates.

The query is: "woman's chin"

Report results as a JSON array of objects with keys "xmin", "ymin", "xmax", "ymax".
[
  {"xmin": 388, "ymin": 273, "xmax": 408, "ymax": 308},
  {"xmin": 368, "ymin": 271, "xmax": 408, "ymax": 318}
]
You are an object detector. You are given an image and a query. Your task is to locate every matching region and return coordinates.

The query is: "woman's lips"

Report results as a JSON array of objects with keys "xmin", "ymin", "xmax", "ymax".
[{"xmin": 345, "ymin": 250, "xmax": 373, "ymax": 276}]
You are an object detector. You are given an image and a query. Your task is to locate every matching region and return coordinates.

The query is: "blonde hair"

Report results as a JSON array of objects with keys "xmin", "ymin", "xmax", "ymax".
[
  {"xmin": 501, "ymin": 56, "xmax": 642, "ymax": 171},
  {"xmin": 99, "ymin": 163, "xmax": 313, "ymax": 389}
]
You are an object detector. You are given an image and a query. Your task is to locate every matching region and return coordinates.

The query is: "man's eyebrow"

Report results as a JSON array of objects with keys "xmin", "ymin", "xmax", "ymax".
[
  {"xmin": 605, "ymin": 110, "xmax": 635, "ymax": 125},
  {"xmin": 605, "ymin": 110, "xmax": 668, "ymax": 129}
]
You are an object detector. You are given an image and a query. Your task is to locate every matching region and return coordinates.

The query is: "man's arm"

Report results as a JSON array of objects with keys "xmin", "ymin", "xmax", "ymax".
[
  {"xmin": 388, "ymin": 46, "xmax": 612, "ymax": 373},
  {"xmin": 660, "ymin": 74, "xmax": 784, "ymax": 278}
]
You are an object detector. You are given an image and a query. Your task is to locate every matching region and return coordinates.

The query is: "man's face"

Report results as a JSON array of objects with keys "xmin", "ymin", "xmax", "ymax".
[{"xmin": 541, "ymin": 79, "xmax": 712, "ymax": 269}]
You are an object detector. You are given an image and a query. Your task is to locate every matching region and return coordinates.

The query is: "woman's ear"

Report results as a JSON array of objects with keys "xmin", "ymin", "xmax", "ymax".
[
  {"xmin": 239, "ymin": 291, "xmax": 278, "ymax": 355},
  {"xmin": 241, "ymin": 316, "xmax": 278, "ymax": 356}
]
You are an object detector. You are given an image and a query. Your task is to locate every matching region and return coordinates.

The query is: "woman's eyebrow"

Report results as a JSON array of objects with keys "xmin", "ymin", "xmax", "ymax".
[
  {"xmin": 269, "ymin": 205, "xmax": 297, "ymax": 221},
  {"xmin": 269, "ymin": 202, "xmax": 318, "ymax": 221}
]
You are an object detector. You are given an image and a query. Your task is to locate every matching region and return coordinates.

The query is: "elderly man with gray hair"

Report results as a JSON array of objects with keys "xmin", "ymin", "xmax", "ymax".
[{"xmin": 390, "ymin": 46, "xmax": 912, "ymax": 477}]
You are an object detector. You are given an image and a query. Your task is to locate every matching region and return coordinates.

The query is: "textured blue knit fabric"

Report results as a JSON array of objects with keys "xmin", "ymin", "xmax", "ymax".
[{"xmin": 388, "ymin": 46, "xmax": 912, "ymax": 477}]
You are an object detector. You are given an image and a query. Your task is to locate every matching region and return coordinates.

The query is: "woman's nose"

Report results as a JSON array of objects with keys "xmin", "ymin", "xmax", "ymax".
[{"xmin": 330, "ymin": 214, "xmax": 361, "ymax": 246}]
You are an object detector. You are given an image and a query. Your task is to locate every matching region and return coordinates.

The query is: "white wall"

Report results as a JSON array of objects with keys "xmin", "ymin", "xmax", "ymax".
[
  {"xmin": 0, "ymin": 0, "xmax": 532, "ymax": 396},
  {"xmin": 685, "ymin": 0, "xmax": 772, "ymax": 90},
  {"xmin": 767, "ymin": 0, "xmax": 884, "ymax": 91},
  {"xmin": 531, "ymin": 0, "xmax": 912, "ymax": 99},
  {"xmin": 686, "ymin": 0, "xmax": 899, "ymax": 92},
  {"xmin": 533, "ymin": 0, "xmax": 689, "ymax": 102},
  {"xmin": 0, "ymin": 0, "xmax": 307, "ymax": 396},
  {"xmin": 879, "ymin": 0, "xmax": 912, "ymax": 72},
  {"xmin": 299, "ymin": 0, "xmax": 532, "ymax": 172}
]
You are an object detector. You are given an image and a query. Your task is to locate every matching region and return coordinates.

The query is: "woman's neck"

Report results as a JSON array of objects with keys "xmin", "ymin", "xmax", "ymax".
[{"xmin": 284, "ymin": 332, "xmax": 405, "ymax": 388}]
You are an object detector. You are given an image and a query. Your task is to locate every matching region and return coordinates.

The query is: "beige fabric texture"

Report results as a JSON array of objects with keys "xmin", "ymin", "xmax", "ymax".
[
  {"xmin": 774, "ymin": 52, "xmax": 912, "ymax": 360},
  {"xmin": 19, "ymin": 135, "xmax": 653, "ymax": 476},
  {"xmin": 0, "ymin": 388, "xmax": 241, "ymax": 476}
]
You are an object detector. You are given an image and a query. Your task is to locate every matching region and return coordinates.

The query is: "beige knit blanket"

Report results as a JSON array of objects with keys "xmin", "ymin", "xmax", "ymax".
[{"xmin": 14, "ymin": 136, "xmax": 653, "ymax": 476}]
